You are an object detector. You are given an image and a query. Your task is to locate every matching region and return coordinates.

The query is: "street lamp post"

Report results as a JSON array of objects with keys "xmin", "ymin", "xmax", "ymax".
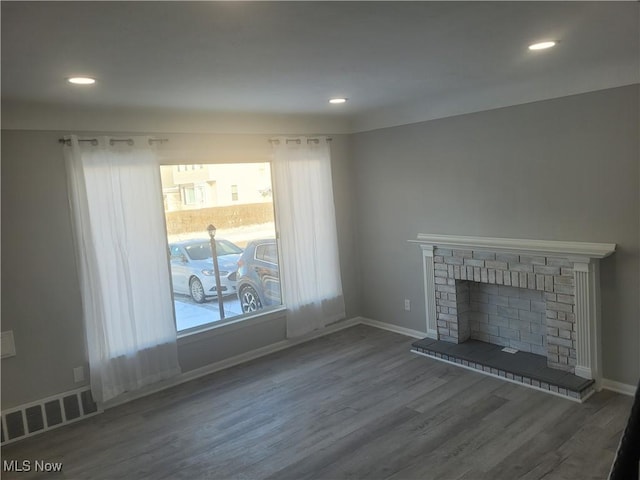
[{"xmin": 207, "ymin": 224, "xmax": 225, "ymax": 321}]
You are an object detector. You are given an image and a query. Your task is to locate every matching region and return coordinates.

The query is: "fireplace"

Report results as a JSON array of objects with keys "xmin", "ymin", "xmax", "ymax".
[{"xmin": 411, "ymin": 234, "xmax": 615, "ymax": 399}]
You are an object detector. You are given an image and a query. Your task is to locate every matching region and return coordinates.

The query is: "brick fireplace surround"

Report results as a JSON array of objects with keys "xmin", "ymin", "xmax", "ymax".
[{"xmin": 411, "ymin": 234, "xmax": 615, "ymax": 398}]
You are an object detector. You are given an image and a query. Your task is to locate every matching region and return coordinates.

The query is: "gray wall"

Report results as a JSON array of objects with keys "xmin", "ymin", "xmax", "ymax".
[
  {"xmin": 1, "ymin": 130, "xmax": 360, "ymax": 409},
  {"xmin": 2, "ymin": 85, "xmax": 638, "ymax": 409},
  {"xmin": 353, "ymin": 85, "xmax": 640, "ymax": 385},
  {"xmin": 1, "ymin": 131, "xmax": 88, "ymax": 407}
]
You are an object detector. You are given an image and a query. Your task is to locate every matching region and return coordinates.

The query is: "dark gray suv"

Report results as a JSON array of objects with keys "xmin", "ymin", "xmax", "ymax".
[{"xmin": 236, "ymin": 239, "xmax": 281, "ymax": 313}]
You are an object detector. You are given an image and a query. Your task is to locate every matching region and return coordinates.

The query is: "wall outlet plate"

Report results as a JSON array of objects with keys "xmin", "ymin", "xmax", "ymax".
[
  {"xmin": 1, "ymin": 330, "xmax": 16, "ymax": 358},
  {"xmin": 404, "ymin": 299, "xmax": 411, "ymax": 311},
  {"xmin": 73, "ymin": 366, "xmax": 85, "ymax": 383}
]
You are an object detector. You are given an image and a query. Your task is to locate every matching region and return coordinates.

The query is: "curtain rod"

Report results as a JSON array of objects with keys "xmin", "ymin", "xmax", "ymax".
[
  {"xmin": 269, "ymin": 137, "xmax": 332, "ymax": 145},
  {"xmin": 58, "ymin": 138, "xmax": 169, "ymax": 146}
]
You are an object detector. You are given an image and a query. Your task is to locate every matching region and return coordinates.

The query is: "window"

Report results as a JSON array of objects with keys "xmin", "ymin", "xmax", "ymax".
[
  {"xmin": 255, "ymin": 243, "xmax": 278, "ymax": 264},
  {"xmin": 176, "ymin": 164, "xmax": 203, "ymax": 172},
  {"xmin": 160, "ymin": 162, "xmax": 282, "ymax": 332},
  {"xmin": 181, "ymin": 185, "xmax": 206, "ymax": 206}
]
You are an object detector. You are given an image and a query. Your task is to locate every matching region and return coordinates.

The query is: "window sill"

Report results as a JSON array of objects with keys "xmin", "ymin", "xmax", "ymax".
[{"xmin": 176, "ymin": 306, "xmax": 287, "ymax": 346}]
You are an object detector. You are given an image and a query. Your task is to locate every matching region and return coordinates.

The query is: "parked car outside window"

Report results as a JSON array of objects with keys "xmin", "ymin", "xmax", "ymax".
[
  {"xmin": 168, "ymin": 238, "xmax": 243, "ymax": 303},
  {"xmin": 236, "ymin": 239, "xmax": 281, "ymax": 313}
]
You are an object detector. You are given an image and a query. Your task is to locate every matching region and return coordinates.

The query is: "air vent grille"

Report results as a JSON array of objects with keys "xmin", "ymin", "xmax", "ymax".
[{"xmin": 1, "ymin": 387, "xmax": 101, "ymax": 445}]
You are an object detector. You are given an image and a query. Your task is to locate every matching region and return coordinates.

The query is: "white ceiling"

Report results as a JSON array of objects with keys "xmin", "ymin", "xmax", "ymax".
[{"xmin": 2, "ymin": 1, "xmax": 638, "ymax": 133}]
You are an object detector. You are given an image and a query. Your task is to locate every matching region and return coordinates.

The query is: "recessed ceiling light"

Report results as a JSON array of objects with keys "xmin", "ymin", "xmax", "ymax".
[
  {"xmin": 67, "ymin": 76, "xmax": 96, "ymax": 85},
  {"xmin": 528, "ymin": 41, "xmax": 556, "ymax": 51},
  {"xmin": 329, "ymin": 98, "xmax": 347, "ymax": 104}
]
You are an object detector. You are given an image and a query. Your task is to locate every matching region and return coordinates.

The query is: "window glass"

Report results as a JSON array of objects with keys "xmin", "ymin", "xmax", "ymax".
[
  {"xmin": 255, "ymin": 243, "xmax": 278, "ymax": 264},
  {"xmin": 184, "ymin": 242, "xmax": 213, "ymax": 261},
  {"xmin": 160, "ymin": 162, "xmax": 282, "ymax": 332}
]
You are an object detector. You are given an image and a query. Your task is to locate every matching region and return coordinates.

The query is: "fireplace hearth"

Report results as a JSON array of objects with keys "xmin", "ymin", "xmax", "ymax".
[{"xmin": 411, "ymin": 337, "xmax": 595, "ymax": 401}]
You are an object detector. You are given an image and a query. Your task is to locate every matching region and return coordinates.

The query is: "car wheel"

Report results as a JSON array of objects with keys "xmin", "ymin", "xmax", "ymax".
[
  {"xmin": 190, "ymin": 277, "xmax": 207, "ymax": 303},
  {"xmin": 240, "ymin": 285, "xmax": 262, "ymax": 313}
]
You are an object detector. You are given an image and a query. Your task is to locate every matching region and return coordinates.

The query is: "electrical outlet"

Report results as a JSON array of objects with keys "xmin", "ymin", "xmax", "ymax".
[
  {"xmin": 404, "ymin": 299, "xmax": 411, "ymax": 311},
  {"xmin": 73, "ymin": 366, "xmax": 85, "ymax": 383}
]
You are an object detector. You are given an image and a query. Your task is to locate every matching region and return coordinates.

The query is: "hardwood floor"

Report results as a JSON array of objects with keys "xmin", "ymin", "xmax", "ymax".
[{"xmin": 2, "ymin": 325, "xmax": 632, "ymax": 479}]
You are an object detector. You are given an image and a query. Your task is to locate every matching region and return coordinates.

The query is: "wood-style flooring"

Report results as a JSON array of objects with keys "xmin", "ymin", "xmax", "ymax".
[{"xmin": 1, "ymin": 325, "xmax": 633, "ymax": 479}]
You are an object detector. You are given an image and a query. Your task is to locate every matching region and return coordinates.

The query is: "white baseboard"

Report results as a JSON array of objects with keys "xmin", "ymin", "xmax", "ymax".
[
  {"xmin": 358, "ymin": 317, "xmax": 428, "ymax": 339},
  {"xmin": 601, "ymin": 378, "xmax": 638, "ymax": 396},
  {"xmin": 174, "ymin": 316, "xmax": 362, "ymax": 388},
  {"xmin": 105, "ymin": 316, "xmax": 362, "ymax": 409},
  {"xmin": 110, "ymin": 319, "xmax": 639, "ymax": 404},
  {"xmin": 6, "ymin": 315, "xmax": 635, "ymax": 446}
]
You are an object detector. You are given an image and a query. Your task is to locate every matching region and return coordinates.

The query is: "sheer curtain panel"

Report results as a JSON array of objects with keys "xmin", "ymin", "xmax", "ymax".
[
  {"xmin": 64, "ymin": 136, "xmax": 180, "ymax": 405},
  {"xmin": 271, "ymin": 137, "xmax": 345, "ymax": 338}
]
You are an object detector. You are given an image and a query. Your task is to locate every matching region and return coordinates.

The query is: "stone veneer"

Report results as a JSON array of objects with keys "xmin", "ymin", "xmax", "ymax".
[{"xmin": 432, "ymin": 247, "xmax": 576, "ymax": 373}]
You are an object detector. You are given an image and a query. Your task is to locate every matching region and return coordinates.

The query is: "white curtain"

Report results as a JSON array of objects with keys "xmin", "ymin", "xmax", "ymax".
[
  {"xmin": 271, "ymin": 137, "xmax": 345, "ymax": 338},
  {"xmin": 64, "ymin": 136, "xmax": 180, "ymax": 405}
]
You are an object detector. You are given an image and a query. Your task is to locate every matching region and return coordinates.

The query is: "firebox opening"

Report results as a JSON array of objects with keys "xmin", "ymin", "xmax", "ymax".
[{"xmin": 461, "ymin": 282, "xmax": 547, "ymax": 356}]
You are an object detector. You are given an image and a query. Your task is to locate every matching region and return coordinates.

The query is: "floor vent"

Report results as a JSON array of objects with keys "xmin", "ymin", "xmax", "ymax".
[{"xmin": 1, "ymin": 387, "xmax": 101, "ymax": 445}]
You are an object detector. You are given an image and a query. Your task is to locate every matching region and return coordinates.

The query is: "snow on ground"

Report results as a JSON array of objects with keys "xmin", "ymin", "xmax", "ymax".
[{"xmin": 174, "ymin": 295, "xmax": 243, "ymax": 331}]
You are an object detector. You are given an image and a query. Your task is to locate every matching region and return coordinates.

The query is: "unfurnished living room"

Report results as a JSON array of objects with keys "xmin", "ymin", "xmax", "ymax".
[{"xmin": 1, "ymin": 1, "xmax": 639, "ymax": 479}]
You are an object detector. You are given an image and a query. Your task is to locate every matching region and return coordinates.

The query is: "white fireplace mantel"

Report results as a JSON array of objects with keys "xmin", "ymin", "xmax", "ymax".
[
  {"xmin": 411, "ymin": 234, "xmax": 616, "ymax": 388},
  {"xmin": 410, "ymin": 233, "xmax": 616, "ymax": 260}
]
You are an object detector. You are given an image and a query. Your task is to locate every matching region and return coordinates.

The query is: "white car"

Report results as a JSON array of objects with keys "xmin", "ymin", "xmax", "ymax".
[{"xmin": 168, "ymin": 238, "xmax": 243, "ymax": 303}]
